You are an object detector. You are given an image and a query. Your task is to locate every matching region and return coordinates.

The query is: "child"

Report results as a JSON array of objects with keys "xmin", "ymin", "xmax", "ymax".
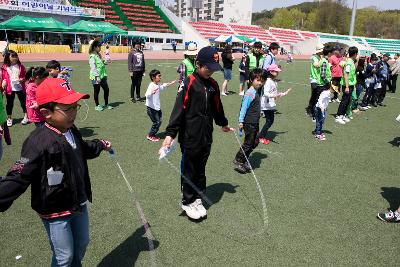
[
  {"xmin": 89, "ymin": 39, "xmax": 113, "ymax": 111},
  {"xmin": 0, "ymin": 90, "xmax": 7, "ymax": 160},
  {"xmin": 177, "ymin": 43, "xmax": 197, "ymax": 91},
  {"xmin": 360, "ymin": 54, "xmax": 378, "ymax": 110},
  {"xmin": 0, "ymin": 78, "xmax": 112, "ymax": 266},
  {"xmin": 313, "ymin": 85, "xmax": 334, "ymax": 141},
  {"xmin": 259, "ymin": 64, "xmax": 291, "ymax": 145},
  {"xmin": 145, "ymin": 69, "xmax": 176, "ymax": 142},
  {"xmin": 104, "ymin": 45, "xmax": 111, "ymax": 64},
  {"xmin": 306, "ymin": 44, "xmax": 324, "ymax": 119},
  {"xmin": 46, "ymin": 60, "xmax": 71, "ymax": 81},
  {"xmin": 1, "ymin": 50, "xmax": 28, "ymax": 126},
  {"xmin": 353, "ymin": 57, "xmax": 366, "ymax": 112},
  {"xmin": 233, "ymin": 68, "xmax": 266, "ymax": 174},
  {"xmin": 25, "ymin": 67, "xmax": 49, "ymax": 127},
  {"xmin": 238, "ymin": 55, "xmax": 247, "ymax": 96},
  {"xmin": 128, "ymin": 38, "xmax": 145, "ymax": 102},
  {"xmin": 335, "ymin": 46, "xmax": 358, "ymax": 125},
  {"xmin": 160, "ymin": 46, "xmax": 232, "ymax": 221}
]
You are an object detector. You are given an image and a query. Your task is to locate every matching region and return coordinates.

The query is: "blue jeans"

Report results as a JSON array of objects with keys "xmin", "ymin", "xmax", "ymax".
[
  {"xmin": 259, "ymin": 110, "xmax": 275, "ymax": 138},
  {"xmin": 42, "ymin": 205, "xmax": 89, "ymax": 267},
  {"xmin": 314, "ymin": 107, "xmax": 325, "ymax": 135}
]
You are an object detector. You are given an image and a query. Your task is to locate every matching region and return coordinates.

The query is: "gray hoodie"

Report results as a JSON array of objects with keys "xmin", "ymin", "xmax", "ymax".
[{"xmin": 128, "ymin": 48, "xmax": 145, "ymax": 73}]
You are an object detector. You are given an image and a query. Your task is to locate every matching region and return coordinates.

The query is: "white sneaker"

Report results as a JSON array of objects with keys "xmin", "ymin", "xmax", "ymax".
[
  {"xmin": 181, "ymin": 202, "xmax": 201, "ymax": 220},
  {"xmin": 194, "ymin": 199, "xmax": 207, "ymax": 218},
  {"xmin": 6, "ymin": 118, "xmax": 12, "ymax": 127},
  {"xmin": 239, "ymin": 91, "xmax": 244, "ymax": 96},
  {"xmin": 359, "ymin": 106, "xmax": 368, "ymax": 111},
  {"xmin": 335, "ymin": 99, "xmax": 341, "ymax": 103},
  {"xmin": 21, "ymin": 115, "xmax": 29, "ymax": 125},
  {"xmin": 342, "ymin": 116, "xmax": 350, "ymax": 123},
  {"xmin": 221, "ymin": 92, "xmax": 227, "ymax": 96},
  {"xmin": 335, "ymin": 116, "xmax": 346, "ymax": 125},
  {"xmin": 367, "ymin": 105, "xmax": 371, "ymax": 109}
]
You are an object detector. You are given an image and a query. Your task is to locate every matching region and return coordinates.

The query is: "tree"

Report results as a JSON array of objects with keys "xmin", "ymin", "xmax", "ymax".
[{"xmin": 271, "ymin": 9, "xmax": 295, "ymax": 29}]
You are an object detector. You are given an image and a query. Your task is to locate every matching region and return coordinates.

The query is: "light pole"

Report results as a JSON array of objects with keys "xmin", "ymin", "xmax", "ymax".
[{"xmin": 349, "ymin": 0, "xmax": 357, "ymax": 36}]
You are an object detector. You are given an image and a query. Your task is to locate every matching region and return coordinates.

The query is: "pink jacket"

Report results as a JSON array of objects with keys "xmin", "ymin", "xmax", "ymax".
[
  {"xmin": 329, "ymin": 55, "xmax": 343, "ymax": 78},
  {"xmin": 1, "ymin": 63, "xmax": 26, "ymax": 95},
  {"xmin": 25, "ymin": 82, "xmax": 45, "ymax": 123}
]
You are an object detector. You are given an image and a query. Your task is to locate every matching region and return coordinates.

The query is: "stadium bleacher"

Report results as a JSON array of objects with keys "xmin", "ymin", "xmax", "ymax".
[
  {"xmin": 364, "ymin": 38, "xmax": 400, "ymax": 55},
  {"xmin": 229, "ymin": 24, "xmax": 277, "ymax": 43},
  {"xmin": 75, "ymin": 0, "xmax": 178, "ymax": 33}
]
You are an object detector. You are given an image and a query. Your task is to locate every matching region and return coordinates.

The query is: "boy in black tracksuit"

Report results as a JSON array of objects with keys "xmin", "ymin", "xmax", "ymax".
[
  {"xmin": 161, "ymin": 46, "xmax": 232, "ymax": 221},
  {"xmin": 0, "ymin": 78, "xmax": 112, "ymax": 266},
  {"xmin": 233, "ymin": 68, "xmax": 266, "ymax": 174}
]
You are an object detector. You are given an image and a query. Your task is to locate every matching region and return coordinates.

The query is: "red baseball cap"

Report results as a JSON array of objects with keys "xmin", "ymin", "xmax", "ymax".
[{"xmin": 37, "ymin": 78, "xmax": 90, "ymax": 106}]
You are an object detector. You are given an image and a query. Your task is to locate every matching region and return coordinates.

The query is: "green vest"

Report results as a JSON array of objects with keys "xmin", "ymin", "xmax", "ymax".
[
  {"xmin": 182, "ymin": 58, "xmax": 195, "ymax": 77},
  {"xmin": 340, "ymin": 58, "xmax": 356, "ymax": 86},
  {"xmin": 310, "ymin": 55, "xmax": 321, "ymax": 84},
  {"xmin": 319, "ymin": 57, "xmax": 332, "ymax": 85},
  {"xmin": 0, "ymin": 94, "xmax": 6, "ymax": 125},
  {"xmin": 248, "ymin": 53, "xmax": 265, "ymax": 71},
  {"xmin": 89, "ymin": 53, "xmax": 107, "ymax": 80}
]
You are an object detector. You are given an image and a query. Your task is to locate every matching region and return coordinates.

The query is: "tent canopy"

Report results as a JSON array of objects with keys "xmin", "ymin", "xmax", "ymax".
[
  {"xmin": 1, "ymin": 16, "xmax": 69, "ymax": 32},
  {"xmin": 213, "ymin": 34, "xmax": 253, "ymax": 43},
  {"xmin": 69, "ymin": 20, "xmax": 127, "ymax": 34}
]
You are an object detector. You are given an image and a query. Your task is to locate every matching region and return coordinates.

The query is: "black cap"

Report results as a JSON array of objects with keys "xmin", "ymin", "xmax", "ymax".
[
  {"xmin": 383, "ymin": 53, "xmax": 390, "ymax": 58},
  {"xmin": 253, "ymin": 41, "xmax": 262, "ymax": 49},
  {"xmin": 132, "ymin": 38, "xmax": 142, "ymax": 45},
  {"xmin": 196, "ymin": 46, "xmax": 222, "ymax": 72}
]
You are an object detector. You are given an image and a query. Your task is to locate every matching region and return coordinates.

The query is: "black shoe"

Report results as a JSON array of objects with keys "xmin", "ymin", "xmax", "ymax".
[
  {"xmin": 130, "ymin": 98, "xmax": 136, "ymax": 103},
  {"xmin": 243, "ymin": 161, "xmax": 252, "ymax": 173},
  {"xmin": 233, "ymin": 159, "xmax": 247, "ymax": 174},
  {"xmin": 377, "ymin": 102, "xmax": 386, "ymax": 107},
  {"xmin": 371, "ymin": 103, "xmax": 377, "ymax": 107}
]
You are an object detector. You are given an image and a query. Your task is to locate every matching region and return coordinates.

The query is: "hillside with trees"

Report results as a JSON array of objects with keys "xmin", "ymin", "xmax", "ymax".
[{"xmin": 252, "ymin": 0, "xmax": 400, "ymax": 39}]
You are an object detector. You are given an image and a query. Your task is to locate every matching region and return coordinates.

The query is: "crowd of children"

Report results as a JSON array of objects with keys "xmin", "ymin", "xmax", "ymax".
[{"xmin": 0, "ymin": 39, "xmax": 399, "ymax": 266}]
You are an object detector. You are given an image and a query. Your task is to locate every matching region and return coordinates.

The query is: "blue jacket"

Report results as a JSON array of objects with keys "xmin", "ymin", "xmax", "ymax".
[{"xmin": 239, "ymin": 87, "xmax": 260, "ymax": 124}]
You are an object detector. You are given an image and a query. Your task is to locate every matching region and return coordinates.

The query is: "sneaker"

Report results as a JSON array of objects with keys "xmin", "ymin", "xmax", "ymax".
[
  {"xmin": 105, "ymin": 105, "xmax": 114, "ymax": 110},
  {"xmin": 221, "ymin": 92, "xmax": 227, "ymax": 96},
  {"xmin": 130, "ymin": 98, "xmax": 136, "ymax": 103},
  {"xmin": 366, "ymin": 105, "xmax": 372, "ymax": 109},
  {"xmin": 239, "ymin": 91, "xmax": 244, "ymax": 96},
  {"xmin": 259, "ymin": 138, "xmax": 270, "ymax": 145},
  {"xmin": 342, "ymin": 116, "xmax": 350, "ymax": 123},
  {"xmin": 181, "ymin": 202, "xmax": 201, "ymax": 220},
  {"xmin": 233, "ymin": 159, "xmax": 247, "ymax": 174},
  {"xmin": 377, "ymin": 102, "xmax": 386, "ymax": 107},
  {"xmin": 21, "ymin": 116, "xmax": 29, "ymax": 125},
  {"xmin": 359, "ymin": 106, "xmax": 368, "ymax": 111},
  {"xmin": 242, "ymin": 161, "xmax": 252, "ymax": 172},
  {"xmin": 6, "ymin": 118, "xmax": 12, "ymax": 127},
  {"xmin": 335, "ymin": 98, "xmax": 341, "ymax": 103},
  {"xmin": 377, "ymin": 210, "xmax": 400, "ymax": 223},
  {"xmin": 135, "ymin": 97, "xmax": 140, "ymax": 102},
  {"xmin": 312, "ymin": 117, "xmax": 316, "ymax": 122},
  {"xmin": 146, "ymin": 135, "xmax": 160, "ymax": 142},
  {"xmin": 95, "ymin": 105, "xmax": 104, "ymax": 111},
  {"xmin": 329, "ymin": 99, "xmax": 332, "ymax": 103},
  {"xmin": 335, "ymin": 116, "xmax": 346, "ymax": 125},
  {"xmin": 194, "ymin": 199, "xmax": 207, "ymax": 218},
  {"xmin": 348, "ymin": 115, "xmax": 353, "ymax": 120},
  {"xmin": 315, "ymin": 134, "xmax": 326, "ymax": 141}
]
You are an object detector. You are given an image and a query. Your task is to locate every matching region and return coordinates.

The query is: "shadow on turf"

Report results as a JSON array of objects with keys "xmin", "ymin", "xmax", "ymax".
[
  {"xmin": 97, "ymin": 225, "xmax": 159, "ymax": 267},
  {"xmin": 388, "ymin": 137, "xmax": 400, "ymax": 147},
  {"xmin": 249, "ymin": 152, "xmax": 268, "ymax": 169},
  {"xmin": 262, "ymin": 130, "xmax": 287, "ymax": 144},
  {"xmin": 380, "ymin": 187, "xmax": 400, "ymax": 211},
  {"xmin": 108, "ymin": 101, "xmax": 125, "ymax": 108},
  {"xmin": 79, "ymin": 126, "xmax": 99, "ymax": 137}
]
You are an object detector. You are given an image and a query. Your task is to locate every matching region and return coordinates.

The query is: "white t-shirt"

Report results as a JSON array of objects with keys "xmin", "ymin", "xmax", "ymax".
[
  {"xmin": 145, "ymin": 82, "xmax": 167, "ymax": 111},
  {"xmin": 316, "ymin": 90, "xmax": 332, "ymax": 111},
  {"xmin": 261, "ymin": 78, "xmax": 278, "ymax": 110},
  {"xmin": 7, "ymin": 64, "xmax": 22, "ymax": 92}
]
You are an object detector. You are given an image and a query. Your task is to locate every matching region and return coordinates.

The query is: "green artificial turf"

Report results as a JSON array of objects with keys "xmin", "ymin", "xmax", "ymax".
[{"xmin": 0, "ymin": 59, "xmax": 399, "ymax": 266}]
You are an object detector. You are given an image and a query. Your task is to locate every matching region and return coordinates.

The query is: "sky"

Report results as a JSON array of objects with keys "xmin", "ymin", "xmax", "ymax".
[{"xmin": 252, "ymin": 0, "xmax": 400, "ymax": 12}]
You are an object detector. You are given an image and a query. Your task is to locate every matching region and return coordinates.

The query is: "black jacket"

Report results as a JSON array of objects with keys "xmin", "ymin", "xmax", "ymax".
[
  {"xmin": 165, "ymin": 72, "xmax": 228, "ymax": 148},
  {"xmin": 0, "ymin": 124, "xmax": 105, "ymax": 216},
  {"xmin": 128, "ymin": 48, "xmax": 145, "ymax": 73}
]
